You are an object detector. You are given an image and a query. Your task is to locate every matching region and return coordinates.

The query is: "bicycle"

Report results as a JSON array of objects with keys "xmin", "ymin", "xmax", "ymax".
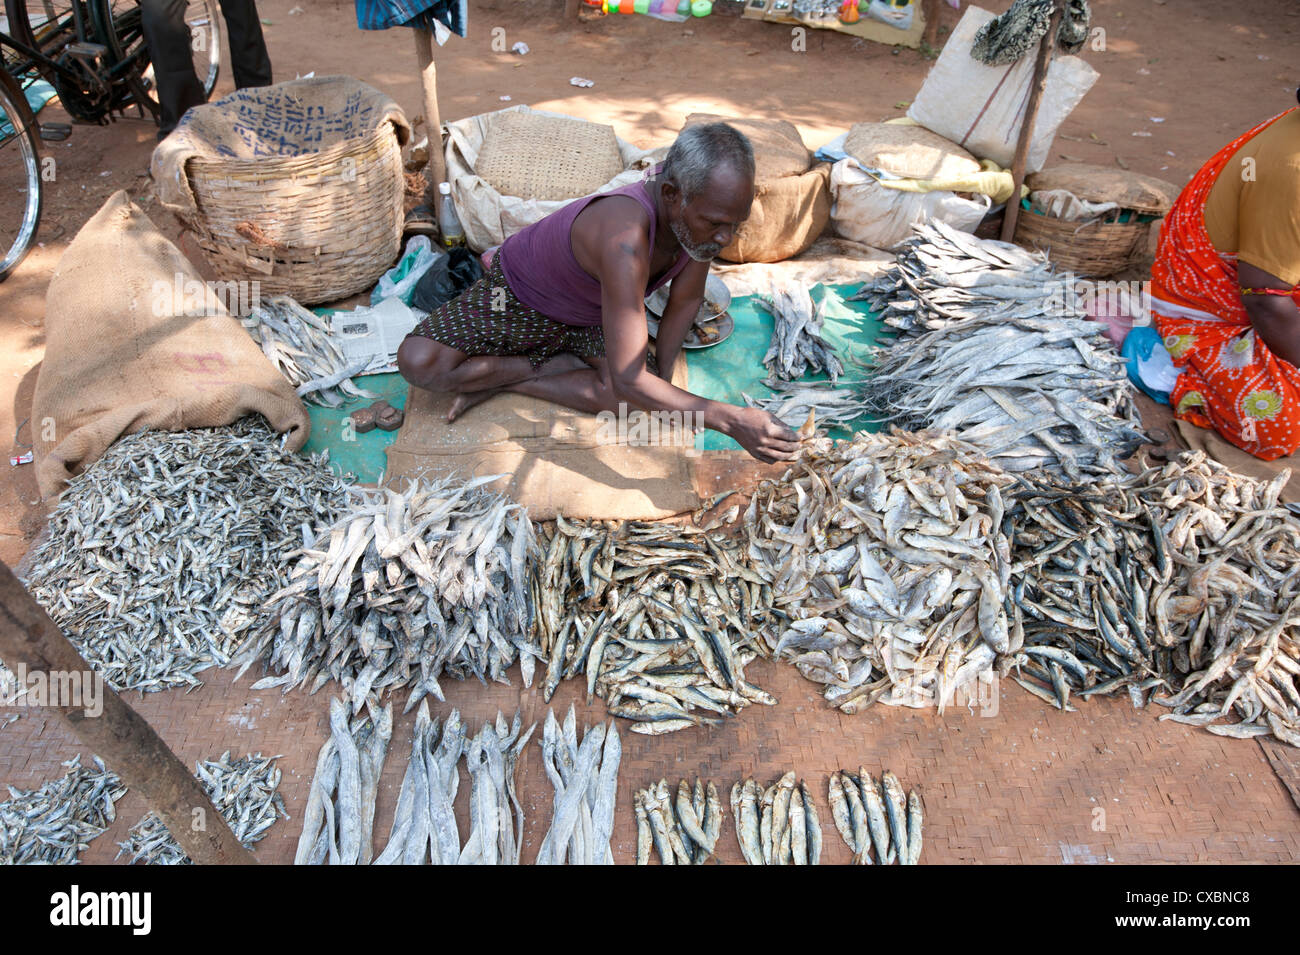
[{"xmin": 0, "ymin": 0, "xmax": 222, "ymax": 279}]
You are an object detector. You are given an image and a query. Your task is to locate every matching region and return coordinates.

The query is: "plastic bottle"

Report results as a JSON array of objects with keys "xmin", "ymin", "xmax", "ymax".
[{"xmin": 437, "ymin": 181, "xmax": 465, "ymax": 248}]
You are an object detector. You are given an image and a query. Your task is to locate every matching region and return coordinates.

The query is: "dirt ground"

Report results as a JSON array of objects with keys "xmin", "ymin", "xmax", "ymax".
[{"xmin": 1, "ymin": 0, "xmax": 1299, "ymax": 863}]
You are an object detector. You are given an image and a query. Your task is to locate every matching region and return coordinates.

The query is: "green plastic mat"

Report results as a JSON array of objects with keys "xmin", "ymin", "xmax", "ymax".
[
  {"xmin": 302, "ymin": 372, "xmax": 408, "ymax": 484},
  {"xmin": 685, "ymin": 283, "xmax": 890, "ymax": 451}
]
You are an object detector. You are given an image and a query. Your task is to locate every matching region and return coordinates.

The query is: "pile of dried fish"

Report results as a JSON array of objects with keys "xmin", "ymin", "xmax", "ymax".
[
  {"xmin": 236, "ymin": 475, "xmax": 539, "ymax": 714},
  {"xmin": 850, "ymin": 220, "xmax": 1066, "ymax": 334},
  {"xmin": 117, "ymin": 753, "xmax": 286, "ymax": 865},
  {"xmin": 730, "ymin": 773, "xmax": 822, "ymax": 865},
  {"xmin": 295, "ymin": 698, "xmax": 393, "ymax": 865},
  {"xmin": 827, "ymin": 768, "xmax": 922, "ymax": 865},
  {"xmin": 459, "ymin": 711, "xmax": 535, "ymax": 865},
  {"xmin": 533, "ymin": 517, "xmax": 776, "ymax": 734},
  {"xmin": 1004, "ymin": 454, "xmax": 1300, "ymax": 747},
  {"xmin": 243, "ymin": 295, "xmax": 383, "ymax": 407},
  {"xmin": 742, "ymin": 378, "xmax": 871, "ymax": 433},
  {"xmin": 635, "ymin": 777, "xmax": 722, "ymax": 865},
  {"xmin": 756, "ymin": 278, "xmax": 843, "ymax": 382},
  {"xmin": 0, "ymin": 755, "xmax": 124, "ymax": 865},
  {"xmin": 747, "ymin": 430, "xmax": 1014, "ymax": 713},
  {"xmin": 861, "ymin": 312, "xmax": 1146, "ymax": 478},
  {"xmin": 22, "ymin": 420, "xmax": 351, "ymax": 692},
  {"xmin": 537, "ymin": 707, "xmax": 619, "ymax": 865},
  {"xmin": 374, "ymin": 702, "xmax": 465, "ymax": 864}
]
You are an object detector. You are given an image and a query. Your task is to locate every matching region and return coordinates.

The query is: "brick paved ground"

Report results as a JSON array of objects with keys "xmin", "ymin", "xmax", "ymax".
[{"xmin": 1, "ymin": 657, "xmax": 1296, "ymax": 865}]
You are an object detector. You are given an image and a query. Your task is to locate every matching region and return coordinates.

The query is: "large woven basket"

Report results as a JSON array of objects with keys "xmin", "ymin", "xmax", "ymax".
[
  {"xmin": 1014, "ymin": 164, "xmax": 1177, "ymax": 278},
  {"xmin": 157, "ymin": 77, "xmax": 410, "ymax": 304},
  {"xmin": 1014, "ymin": 205, "xmax": 1147, "ymax": 277}
]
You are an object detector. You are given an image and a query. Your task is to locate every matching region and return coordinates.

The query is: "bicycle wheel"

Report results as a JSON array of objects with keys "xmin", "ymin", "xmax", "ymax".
[
  {"xmin": 3, "ymin": 0, "xmax": 82, "ymax": 83},
  {"xmin": 88, "ymin": 0, "xmax": 158, "ymax": 118},
  {"xmin": 0, "ymin": 68, "xmax": 42, "ymax": 282},
  {"xmin": 186, "ymin": 0, "xmax": 221, "ymax": 98},
  {"xmin": 91, "ymin": 0, "xmax": 221, "ymax": 121}
]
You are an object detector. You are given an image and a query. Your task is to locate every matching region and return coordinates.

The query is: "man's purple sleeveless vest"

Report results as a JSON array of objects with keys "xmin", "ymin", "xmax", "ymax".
[{"xmin": 496, "ymin": 168, "xmax": 691, "ymax": 328}]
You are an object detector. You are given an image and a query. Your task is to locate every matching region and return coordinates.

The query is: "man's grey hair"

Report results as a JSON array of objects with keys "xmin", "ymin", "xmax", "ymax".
[{"xmin": 662, "ymin": 123, "xmax": 755, "ymax": 203}]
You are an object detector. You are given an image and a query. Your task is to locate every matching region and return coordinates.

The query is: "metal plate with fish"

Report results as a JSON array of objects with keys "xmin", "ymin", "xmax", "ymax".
[{"xmin": 644, "ymin": 274, "xmax": 734, "ymax": 349}]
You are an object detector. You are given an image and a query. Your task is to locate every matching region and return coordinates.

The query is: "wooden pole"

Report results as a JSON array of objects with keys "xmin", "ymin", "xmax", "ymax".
[
  {"xmin": 999, "ymin": 4, "xmax": 1064, "ymax": 243},
  {"xmin": 413, "ymin": 27, "xmax": 447, "ymax": 204},
  {"xmin": 0, "ymin": 561, "xmax": 255, "ymax": 865},
  {"xmin": 564, "ymin": 0, "xmax": 580, "ymax": 20}
]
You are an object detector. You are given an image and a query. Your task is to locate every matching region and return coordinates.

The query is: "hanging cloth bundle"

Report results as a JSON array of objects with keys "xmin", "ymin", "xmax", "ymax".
[{"xmin": 969, "ymin": 0, "xmax": 1090, "ymax": 65}]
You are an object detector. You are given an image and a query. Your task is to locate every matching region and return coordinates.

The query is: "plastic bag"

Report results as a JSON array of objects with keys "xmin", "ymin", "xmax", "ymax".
[
  {"xmin": 1121, "ymin": 325, "xmax": 1177, "ymax": 405},
  {"xmin": 411, "ymin": 246, "xmax": 485, "ymax": 312},
  {"xmin": 829, "ymin": 158, "xmax": 990, "ymax": 248},
  {"xmin": 371, "ymin": 235, "xmax": 443, "ymax": 306}
]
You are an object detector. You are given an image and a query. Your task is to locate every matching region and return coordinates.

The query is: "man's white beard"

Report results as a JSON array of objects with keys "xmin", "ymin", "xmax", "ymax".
[{"xmin": 671, "ymin": 216, "xmax": 721, "ymax": 262}]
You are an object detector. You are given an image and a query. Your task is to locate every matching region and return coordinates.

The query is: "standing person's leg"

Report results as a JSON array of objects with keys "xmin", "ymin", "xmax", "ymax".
[
  {"xmin": 216, "ymin": 0, "xmax": 273, "ymax": 88},
  {"xmin": 139, "ymin": 0, "xmax": 206, "ymax": 135}
]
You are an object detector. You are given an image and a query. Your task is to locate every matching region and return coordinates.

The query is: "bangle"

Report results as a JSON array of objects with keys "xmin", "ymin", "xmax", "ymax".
[{"xmin": 1240, "ymin": 287, "xmax": 1294, "ymax": 296}]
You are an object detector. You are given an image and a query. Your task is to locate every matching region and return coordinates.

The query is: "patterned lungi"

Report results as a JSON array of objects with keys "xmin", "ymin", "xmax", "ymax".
[{"xmin": 405, "ymin": 256, "xmax": 606, "ymax": 371}]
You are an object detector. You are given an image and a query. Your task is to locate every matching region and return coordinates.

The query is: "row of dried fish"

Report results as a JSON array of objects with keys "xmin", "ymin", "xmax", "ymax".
[
  {"xmin": 828, "ymin": 768, "xmax": 922, "ymax": 865},
  {"xmin": 235, "ymin": 475, "xmax": 540, "ymax": 715},
  {"xmin": 860, "ymin": 313, "xmax": 1147, "ymax": 479},
  {"xmin": 730, "ymin": 773, "xmax": 822, "ymax": 865},
  {"xmin": 373, "ymin": 703, "xmax": 466, "ymax": 864},
  {"xmin": 634, "ymin": 778, "xmax": 722, "ymax": 865},
  {"xmin": 742, "ymin": 378, "xmax": 871, "ymax": 434},
  {"xmin": 22, "ymin": 419, "xmax": 351, "ymax": 692},
  {"xmin": 756, "ymin": 278, "xmax": 844, "ymax": 383},
  {"xmin": 0, "ymin": 755, "xmax": 124, "ymax": 865},
  {"xmin": 243, "ymin": 294, "xmax": 383, "ymax": 407},
  {"xmin": 746, "ymin": 430, "xmax": 1015, "ymax": 714},
  {"xmin": 850, "ymin": 220, "xmax": 1066, "ymax": 334},
  {"xmin": 1004, "ymin": 454, "xmax": 1300, "ymax": 747},
  {"xmin": 458, "ymin": 711, "xmax": 534, "ymax": 865},
  {"xmin": 532, "ymin": 517, "xmax": 776, "ymax": 734},
  {"xmin": 295, "ymin": 698, "xmax": 393, "ymax": 865},
  {"xmin": 117, "ymin": 753, "xmax": 286, "ymax": 864},
  {"xmin": 536, "ymin": 707, "xmax": 619, "ymax": 865}
]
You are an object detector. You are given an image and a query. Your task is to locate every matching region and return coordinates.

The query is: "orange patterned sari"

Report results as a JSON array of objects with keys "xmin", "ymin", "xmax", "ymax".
[{"xmin": 1151, "ymin": 108, "xmax": 1300, "ymax": 460}]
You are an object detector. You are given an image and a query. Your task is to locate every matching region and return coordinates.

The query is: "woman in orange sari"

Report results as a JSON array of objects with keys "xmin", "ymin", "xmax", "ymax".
[{"xmin": 1152, "ymin": 95, "xmax": 1300, "ymax": 460}]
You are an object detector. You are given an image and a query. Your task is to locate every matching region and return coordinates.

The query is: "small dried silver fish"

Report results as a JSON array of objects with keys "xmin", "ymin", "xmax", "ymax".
[
  {"xmin": 116, "ymin": 752, "xmax": 287, "ymax": 865},
  {"xmin": 0, "ymin": 755, "xmax": 125, "ymax": 865}
]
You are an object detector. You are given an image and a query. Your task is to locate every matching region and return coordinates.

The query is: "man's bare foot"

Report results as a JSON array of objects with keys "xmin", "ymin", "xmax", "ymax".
[{"xmin": 447, "ymin": 388, "xmax": 501, "ymax": 422}]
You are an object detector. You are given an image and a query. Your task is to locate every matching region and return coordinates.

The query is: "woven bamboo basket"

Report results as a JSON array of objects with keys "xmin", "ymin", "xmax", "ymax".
[
  {"xmin": 1014, "ymin": 206, "xmax": 1147, "ymax": 277},
  {"xmin": 174, "ymin": 78, "xmax": 409, "ymax": 304}
]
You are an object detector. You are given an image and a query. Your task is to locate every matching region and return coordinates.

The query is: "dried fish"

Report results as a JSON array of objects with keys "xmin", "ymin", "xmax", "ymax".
[
  {"xmin": 1004, "ymin": 453, "xmax": 1300, "ymax": 748},
  {"xmin": 827, "ymin": 768, "xmax": 922, "ymax": 864},
  {"xmin": 0, "ymin": 755, "xmax": 124, "ymax": 865},
  {"xmin": 21, "ymin": 419, "xmax": 351, "ymax": 693},
  {"xmin": 532, "ymin": 517, "xmax": 775, "ymax": 733},
  {"xmin": 295, "ymin": 698, "xmax": 392, "ymax": 865},
  {"xmin": 853, "ymin": 221, "xmax": 1146, "ymax": 478},
  {"xmin": 235, "ymin": 475, "xmax": 540, "ymax": 715},
  {"xmin": 742, "ymin": 378, "xmax": 872, "ymax": 434},
  {"xmin": 243, "ymin": 295, "xmax": 383, "ymax": 407},
  {"xmin": 459, "ymin": 710, "xmax": 535, "ymax": 865},
  {"xmin": 117, "ymin": 752, "xmax": 287, "ymax": 864},
  {"xmin": 746, "ymin": 429, "xmax": 1015, "ymax": 712},
  {"xmin": 851, "ymin": 220, "xmax": 1065, "ymax": 334},
  {"xmin": 756, "ymin": 278, "xmax": 844, "ymax": 383},
  {"xmin": 537, "ymin": 707, "xmax": 618, "ymax": 865},
  {"xmin": 729, "ymin": 773, "xmax": 820, "ymax": 865}
]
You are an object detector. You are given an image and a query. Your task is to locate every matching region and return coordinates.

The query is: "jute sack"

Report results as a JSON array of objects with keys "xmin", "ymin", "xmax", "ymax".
[
  {"xmin": 32, "ymin": 191, "xmax": 309, "ymax": 499},
  {"xmin": 720, "ymin": 164, "xmax": 831, "ymax": 264}
]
